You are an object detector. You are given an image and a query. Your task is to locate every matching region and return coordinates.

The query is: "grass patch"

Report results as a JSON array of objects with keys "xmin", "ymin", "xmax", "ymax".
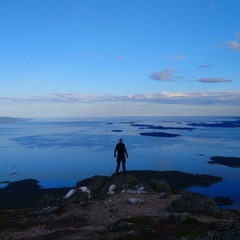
[
  {"xmin": 122, "ymin": 216, "xmax": 155, "ymax": 231},
  {"xmin": 0, "ymin": 209, "xmax": 46, "ymax": 232}
]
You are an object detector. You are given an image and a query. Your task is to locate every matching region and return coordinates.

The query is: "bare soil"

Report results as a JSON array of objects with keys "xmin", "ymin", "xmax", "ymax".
[{"xmin": 1, "ymin": 192, "xmax": 239, "ymax": 240}]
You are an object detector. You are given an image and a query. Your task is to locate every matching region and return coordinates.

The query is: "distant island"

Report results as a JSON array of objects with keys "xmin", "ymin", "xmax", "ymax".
[
  {"xmin": 131, "ymin": 124, "xmax": 195, "ymax": 131},
  {"xmin": 0, "ymin": 181, "xmax": 11, "ymax": 185},
  {"xmin": 187, "ymin": 119, "xmax": 240, "ymax": 128},
  {"xmin": 208, "ymin": 156, "xmax": 240, "ymax": 168},
  {"xmin": 140, "ymin": 132, "xmax": 180, "ymax": 137},
  {"xmin": 0, "ymin": 116, "xmax": 30, "ymax": 123}
]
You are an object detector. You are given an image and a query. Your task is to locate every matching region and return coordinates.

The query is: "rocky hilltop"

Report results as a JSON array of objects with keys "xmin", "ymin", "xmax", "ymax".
[{"xmin": 0, "ymin": 171, "xmax": 240, "ymax": 240}]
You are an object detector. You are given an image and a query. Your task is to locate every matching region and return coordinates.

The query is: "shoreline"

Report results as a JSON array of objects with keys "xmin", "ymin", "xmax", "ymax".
[
  {"xmin": 0, "ymin": 170, "xmax": 223, "ymax": 190},
  {"xmin": 0, "ymin": 170, "xmax": 224, "ymax": 210}
]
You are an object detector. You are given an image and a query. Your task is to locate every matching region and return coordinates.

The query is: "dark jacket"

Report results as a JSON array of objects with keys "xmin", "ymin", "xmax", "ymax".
[{"xmin": 114, "ymin": 142, "xmax": 128, "ymax": 161}]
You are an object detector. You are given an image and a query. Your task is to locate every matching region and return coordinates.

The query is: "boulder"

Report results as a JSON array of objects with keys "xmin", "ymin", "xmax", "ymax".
[
  {"xmin": 104, "ymin": 175, "xmax": 139, "ymax": 194},
  {"xmin": 64, "ymin": 190, "xmax": 89, "ymax": 204},
  {"xmin": 76, "ymin": 175, "xmax": 109, "ymax": 198},
  {"xmin": 147, "ymin": 179, "xmax": 171, "ymax": 192},
  {"xmin": 170, "ymin": 190, "xmax": 220, "ymax": 216}
]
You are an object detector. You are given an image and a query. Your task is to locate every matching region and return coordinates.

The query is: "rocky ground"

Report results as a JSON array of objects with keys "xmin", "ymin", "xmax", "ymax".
[{"xmin": 0, "ymin": 172, "xmax": 240, "ymax": 240}]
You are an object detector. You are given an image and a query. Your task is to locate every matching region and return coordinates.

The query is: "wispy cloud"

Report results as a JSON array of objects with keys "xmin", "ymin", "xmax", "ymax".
[
  {"xmin": 197, "ymin": 78, "xmax": 232, "ymax": 83},
  {"xmin": 235, "ymin": 32, "xmax": 240, "ymax": 38},
  {"xmin": 1, "ymin": 91, "xmax": 239, "ymax": 106},
  {"xmin": 198, "ymin": 64, "xmax": 213, "ymax": 68},
  {"xmin": 116, "ymin": 55, "xmax": 126, "ymax": 59},
  {"xmin": 166, "ymin": 55, "xmax": 187, "ymax": 59},
  {"xmin": 70, "ymin": 54, "xmax": 101, "ymax": 58},
  {"xmin": 149, "ymin": 69, "xmax": 180, "ymax": 81},
  {"xmin": 224, "ymin": 40, "xmax": 240, "ymax": 51},
  {"xmin": 208, "ymin": 2, "xmax": 217, "ymax": 9}
]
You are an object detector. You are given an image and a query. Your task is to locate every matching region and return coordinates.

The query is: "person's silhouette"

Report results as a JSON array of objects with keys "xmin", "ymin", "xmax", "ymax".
[{"xmin": 114, "ymin": 138, "xmax": 128, "ymax": 175}]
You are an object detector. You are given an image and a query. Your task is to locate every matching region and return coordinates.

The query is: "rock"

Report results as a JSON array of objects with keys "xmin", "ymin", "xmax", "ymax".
[
  {"xmin": 148, "ymin": 179, "xmax": 171, "ymax": 192},
  {"xmin": 63, "ymin": 186, "xmax": 91, "ymax": 204},
  {"xmin": 38, "ymin": 194, "xmax": 57, "ymax": 207},
  {"xmin": 128, "ymin": 197, "xmax": 145, "ymax": 205},
  {"xmin": 78, "ymin": 186, "xmax": 91, "ymax": 198},
  {"xmin": 107, "ymin": 184, "xmax": 116, "ymax": 194},
  {"xmin": 170, "ymin": 190, "xmax": 220, "ymax": 216},
  {"xmin": 72, "ymin": 212, "xmax": 89, "ymax": 222},
  {"xmin": 64, "ymin": 190, "xmax": 89, "ymax": 204},
  {"xmin": 213, "ymin": 196, "xmax": 235, "ymax": 205},
  {"xmin": 109, "ymin": 207, "xmax": 119, "ymax": 213},
  {"xmin": 181, "ymin": 222, "xmax": 240, "ymax": 240},
  {"xmin": 79, "ymin": 200, "xmax": 91, "ymax": 207},
  {"xmin": 166, "ymin": 212, "xmax": 193, "ymax": 224},
  {"xmin": 109, "ymin": 220, "xmax": 138, "ymax": 231},
  {"xmin": 159, "ymin": 192, "xmax": 171, "ymax": 199},
  {"xmin": 63, "ymin": 188, "xmax": 77, "ymax": 199},
  {"xmin": 64, "ymin": 175, "xmax": 110, "ymax": 202},
  {"xmin": 126, "ymin": 185, "xmax": 148, "ymax": 194},
  {"xmin": 30, "ymin": 206, "xmax": 58, "ymax": 216},
  {"xmin": 76, "ymin": 175, "xmax": 109, "ymax": 198},
  {"xmin": 104, "ymin": 175, "xmax": 139, "ymax": 194},
  {"xmin": 143, "ymin": 227, "xmax": 156, "ymax": 234}
]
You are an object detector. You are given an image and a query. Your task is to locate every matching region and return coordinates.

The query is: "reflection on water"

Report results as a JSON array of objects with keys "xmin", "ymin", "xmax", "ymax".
[
  {"xmin": 0, "ymin": 116, "xmax": 239, "ymax": 208},
  {"xmin": 188, "ymin": 180, "xmax": 240, "ymax": 209}
]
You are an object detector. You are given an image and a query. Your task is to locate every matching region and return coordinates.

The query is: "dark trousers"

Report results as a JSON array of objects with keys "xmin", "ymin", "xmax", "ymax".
[{"xmin": 116, "ymin": 159, "xmax": 126, "ymax": 174}]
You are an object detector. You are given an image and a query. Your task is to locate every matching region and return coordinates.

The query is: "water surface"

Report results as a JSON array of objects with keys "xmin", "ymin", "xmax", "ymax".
[{"xmin": 0, "ymin": 116, "xmax": 239, "ymax": 208}]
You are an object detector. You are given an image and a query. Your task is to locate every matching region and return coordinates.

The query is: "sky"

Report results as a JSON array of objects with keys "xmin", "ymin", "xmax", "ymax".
[{"xmin": 0, "ymin": 0, "xmax": 240, "ymax": 118}]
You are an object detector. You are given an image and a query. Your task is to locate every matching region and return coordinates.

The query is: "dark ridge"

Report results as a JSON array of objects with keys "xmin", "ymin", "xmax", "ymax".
[{"xmin": 127, "ymin": 170, "xmax": 222, "ymax": 189}]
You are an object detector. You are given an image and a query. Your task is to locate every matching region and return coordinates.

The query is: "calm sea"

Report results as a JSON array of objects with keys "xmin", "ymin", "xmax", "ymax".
[{"xmin": 0, "ymin": 116, "xmax": 239, "ymax": 209}]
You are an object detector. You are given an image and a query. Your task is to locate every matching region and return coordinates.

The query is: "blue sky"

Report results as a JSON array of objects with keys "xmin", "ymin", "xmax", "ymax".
[{"xmin": 0, "ymin": 0, "xmax": 239, "ymax": 117}]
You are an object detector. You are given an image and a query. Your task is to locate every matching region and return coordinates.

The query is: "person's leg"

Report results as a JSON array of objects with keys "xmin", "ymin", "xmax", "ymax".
[
  {"xmin": 116, "ymin": 160, "xmax": 120, "ymax": 175},
  {"xmin": 122, "ymin": 160, "xmax": 126, "ymax": 175}
]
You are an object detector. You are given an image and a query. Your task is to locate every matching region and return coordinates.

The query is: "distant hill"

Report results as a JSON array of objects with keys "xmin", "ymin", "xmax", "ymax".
[{"xmin": 0, "ymin": 116, "xmax": 30, "ymax": 123}]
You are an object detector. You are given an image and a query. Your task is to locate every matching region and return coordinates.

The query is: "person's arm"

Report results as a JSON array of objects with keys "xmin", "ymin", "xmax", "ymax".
[
  {"xmin": 114, "ymin": 145, "xmax": 117, "ymax": 158},
  {"xmin": 124, "ymin": 145, "xmax": 128, "ymax": 158}
]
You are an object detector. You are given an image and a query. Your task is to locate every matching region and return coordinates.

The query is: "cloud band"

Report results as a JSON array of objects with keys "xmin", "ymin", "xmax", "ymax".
[{"xmin": 1, "ymin": 91, "xmax": 239, "ymax": 106}]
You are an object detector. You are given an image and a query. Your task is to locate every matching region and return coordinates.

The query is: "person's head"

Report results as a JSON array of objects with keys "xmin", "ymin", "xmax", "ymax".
[{"xmin": 119, "ymin": 138, "xmax": 123, "ymax": 143}]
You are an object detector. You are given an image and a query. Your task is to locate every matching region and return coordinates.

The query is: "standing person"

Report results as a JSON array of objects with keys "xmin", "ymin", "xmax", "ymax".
[{"xmin": 114, "ymin": 138, "xmax": 128, "ymax": 175}]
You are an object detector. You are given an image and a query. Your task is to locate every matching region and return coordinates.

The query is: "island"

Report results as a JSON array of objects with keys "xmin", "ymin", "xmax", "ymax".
[
  {"xmin": 0, "ymin": 116, "xmax": 30, "ymax": 123},
  {"xmin": 131, "ymin": 124, "xmax": 195, "ymax": 131},
  {"xmin": 208, "ymin": 156, "xmax": 240, "ymax": 168},
  {"xmin": 187, "ymin": 119, "xmax": 240, "ymax": 128},
  {"xmin": 0, "ymin": 181, "xmax": 11, "ymax": 185},
  {"xmin": 148, "ymin": 126, "xmax": 194, "ymax": 131},
  {"xmin": 140, "ymin": 132, "xmax": 180, "ymax": 137}
]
